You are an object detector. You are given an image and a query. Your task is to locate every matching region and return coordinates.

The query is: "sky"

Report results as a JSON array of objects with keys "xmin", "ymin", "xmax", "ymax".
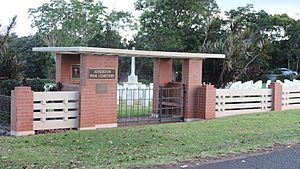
[{"xmin": 0, "ymin": 0, "xmax": 299, "ymax": 37}]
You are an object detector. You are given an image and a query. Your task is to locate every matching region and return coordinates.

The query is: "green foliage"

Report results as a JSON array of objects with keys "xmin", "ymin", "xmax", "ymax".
[
  {"xmin": 11, "ymin": 34, "xmax": 54, "ymax": 79},
  {"xmin": 29, "ymin": 0, "xmax": 133, "ymax": 47},
  {"xmin": 88, "ymin": 11, "xmax": 133, "ymax": 48},
  {"xmin": 139, "ymin": 79, "xmax": 152, "ymax": 85},
  {"xmin": 0, "ymin": 79, "xmax": 21, "ymax": 96},
  {"xmin": 201, "ymin": 5, "xmax": 287, "ymax": 86},
  {"xmin": 27, "ymin": 79, "xmax": 46, "ymax": 92},
  {"xmin": 294, "ymin": 74, "xmax": 300, "ymax": 80},
  {"xmin": 29, "ymin": 0, "xmax": 107, "ymax": 46},
  {"xmin": 134, "ymin": 0, "xmax": 220, "ymax": 52},
  {"xmin": 0, "ymin": 16, "xmax": 21, "ymax": 80}
]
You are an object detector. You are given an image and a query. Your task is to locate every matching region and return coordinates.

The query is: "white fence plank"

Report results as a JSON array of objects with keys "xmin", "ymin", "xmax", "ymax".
[
  {"xmin": 33, "ymin": 111, "xmax": 79, "ymax": 119},
  {"xmin": 216, "ymin": 97, "xmax": 272, "ymax": 103},
  {"xmin": 283, "ymin": 86, "xmax": 300, "ymax": 93},
  {"xmin": 34, "ymin": 91, "xmax": 79, "ymax": 101},
  {"xmin": 216, "ymin": 103, "xmax": 272, "ymax": 109},
  {"xmin": 34, "ymin": 119, "xmax": 78, "ymax": 130},
  {"xmin": 282, "ymin": 86, "xmax": 300, "ymax": 110},
  {"xmin": 215, "ymin": 88, "xmax": 272, "ymax": 118},
  {"xmin": 33, "ymin": 91, "xmax": 79, "ymax": 130},
  {"xmin": 34, "ymin": 102, "xmax": 79, "ymax": 110},
  {"xmin": 216, "ymin": 89, "xmax": 272, "ymax": 96}
]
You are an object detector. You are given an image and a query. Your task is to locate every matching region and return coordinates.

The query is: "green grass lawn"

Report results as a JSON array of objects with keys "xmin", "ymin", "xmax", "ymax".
[
  {"xmin": 1, "ymin": 110, "xmax": 300, "ymax": 168},
  {"xmin": 118, "ymin": 101, "xmax": 153, "ymax": 118}
]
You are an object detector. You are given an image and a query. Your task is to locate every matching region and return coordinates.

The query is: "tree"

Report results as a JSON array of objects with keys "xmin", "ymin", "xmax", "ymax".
[
  {"xmin": 134, "ymin": 0, "xmax": 220, "ymax": 52},
  {"xmin": 29, "ymin": 0, "xmax": 134, "ymax": 48},
  {"xmin": 0, "ymin": 16, "xmax": 21, "ymax": 80},
  {"xmin": 11, "ymin": 34, "xmax": 54, "ymax": 79},
  {"xmin": 201, "ymin": 5, "xmax": 271, "ymax": 86},
  {"xmin": 285, "ymin": 20, "xmax": 300, "ymax": 71},
  {"xmin": 29, "ymin": 0, "xmax": 107, "ymax": 46},
  {"xmin": 88, "ymin": 10, "xmax": 133, "ymax": 48}
]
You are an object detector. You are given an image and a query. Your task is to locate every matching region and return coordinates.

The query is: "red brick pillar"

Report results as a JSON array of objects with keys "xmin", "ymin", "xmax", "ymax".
[
  {"xmin": 198, "ymin": 85, "xmax": 216, "ymax": 119},
  {"xmin": 10, "ymin": 87, "xmax": 34, "ymax": 136},
  {"xmin": 269, "ymin": 82, "xmax": 282, "ymax": 111},
  {"xmin": 153, "ymin": 58, "xmax": 173, "ymax": 113},
  {"xmin": 182, "ymin": 59, "xmax": 203, "ymax": 121},
  {"xmin": 79, "ymin": 54, "xmax": 118, "ymax": 130}
]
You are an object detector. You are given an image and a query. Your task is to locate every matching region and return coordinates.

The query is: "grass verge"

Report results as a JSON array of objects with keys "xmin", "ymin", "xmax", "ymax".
[{"xmin": 1, "ymin": 110, "xmax": 300, "ymax": 168}]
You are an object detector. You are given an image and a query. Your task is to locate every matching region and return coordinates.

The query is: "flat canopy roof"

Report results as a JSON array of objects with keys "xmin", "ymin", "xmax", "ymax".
[{"xmin": 33, "ymin": 47, "xmax": 225, "ymax": 59}]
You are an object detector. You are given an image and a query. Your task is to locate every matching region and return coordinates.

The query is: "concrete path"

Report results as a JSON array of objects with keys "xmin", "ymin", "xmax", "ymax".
[{"xmin": 186, "ymin": 145, "xmax": 300, "ymax": 169}]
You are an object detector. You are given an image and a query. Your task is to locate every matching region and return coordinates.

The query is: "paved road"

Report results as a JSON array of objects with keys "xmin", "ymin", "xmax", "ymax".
[{"xmin": 186, "ymin": 145, "xmax": 300, "ymax": 169}]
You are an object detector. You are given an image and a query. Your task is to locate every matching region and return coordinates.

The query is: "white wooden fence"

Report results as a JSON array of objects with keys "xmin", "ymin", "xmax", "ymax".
[
  {"xmin": 215, "ymin": 89, "xmax": 273, "ymax": 118},
  {"xmin": 33, "ymin": 91, "xmax": 79, "ymax": 130},
  {"xmin": 282, "ymin": 86, "xmax": 300, "ymax": 110}
]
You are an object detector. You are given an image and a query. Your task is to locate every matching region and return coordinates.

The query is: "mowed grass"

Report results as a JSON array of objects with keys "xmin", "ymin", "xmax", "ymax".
[
  {"xmin": 118, "ymin": 101, "xmax": 153, "ymax": 118},
  {"xmin": 1, "ymin": 110, "xmax": 300, "ymax": 168}
]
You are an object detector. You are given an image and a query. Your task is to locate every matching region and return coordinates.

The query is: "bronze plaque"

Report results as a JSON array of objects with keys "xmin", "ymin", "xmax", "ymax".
[
  {"xmin": 72, "ymin": 65, "xmax": 80, "ymax": 79},
  {"xmin": 89, "ymin": 69, "xmax": 116, "ymax": 79},
  {"xmin": 96, "ymin": 84, "xmax": 108, "ymax": 94}
]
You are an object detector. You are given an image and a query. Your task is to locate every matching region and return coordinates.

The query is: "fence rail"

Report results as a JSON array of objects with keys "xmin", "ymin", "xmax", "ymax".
[
  {"xmin": 215, "ymin": 89, "xmax": 272, "ymax": 118},
  {"xmin": 33, "ymin": 91, "xmax": 79, "ymax": 130},
  {"xmin": 282, "ymin": 86, "xmax": 300, "ymax": 110}
]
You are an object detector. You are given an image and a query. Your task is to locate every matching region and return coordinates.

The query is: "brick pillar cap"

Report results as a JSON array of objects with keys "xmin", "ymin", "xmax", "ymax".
[{"xmin": 14, "ymin": 86, "xmax": 32, "ymax": 90}]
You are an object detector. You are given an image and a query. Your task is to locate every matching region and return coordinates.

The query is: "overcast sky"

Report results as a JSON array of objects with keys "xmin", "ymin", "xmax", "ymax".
[{"xmin": 0, "ymin": 0, "xmax": 299, "ymax": 37}]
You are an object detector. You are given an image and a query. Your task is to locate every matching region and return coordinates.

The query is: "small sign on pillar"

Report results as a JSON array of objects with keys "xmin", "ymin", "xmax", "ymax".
[
  {"xmin": 71, "ymin": 65, "xmax": 80, "ymax": 79},
  {"xmin": 89, "ymin": 69, "xmax": 116, "ymax": 79}
]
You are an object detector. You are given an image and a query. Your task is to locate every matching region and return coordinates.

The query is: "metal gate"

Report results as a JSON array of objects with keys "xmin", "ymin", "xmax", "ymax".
[
  {"xmin": 117, "ymin": 83, "xmax": 185, "ymax": 125},
  {"xmin": 0, "ymin": 95, "xmax": 11, "ymax": 132}
]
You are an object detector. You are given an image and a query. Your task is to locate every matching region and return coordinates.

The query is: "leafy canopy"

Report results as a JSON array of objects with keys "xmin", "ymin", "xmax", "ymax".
[{"xmin": 29, "ymin": 0, "xmax": 106, "ymax": 46}]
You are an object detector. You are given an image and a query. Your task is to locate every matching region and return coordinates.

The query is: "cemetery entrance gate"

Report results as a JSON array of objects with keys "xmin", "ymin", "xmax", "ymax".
[{"xmin": 117, "ymin": 83, "xmax": 185, "ymax": 125}]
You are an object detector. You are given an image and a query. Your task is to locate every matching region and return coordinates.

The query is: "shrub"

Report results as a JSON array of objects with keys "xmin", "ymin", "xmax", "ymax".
[
  {"xmin": 0, "ymin": 79, "xmax": 21, "ymax": 96},
  {"xmin": 139, "ymin": 79, "xmax": 152, "ymax": 85},
  {"xmin": 27, "ymin": 79, "xmax": 45, "ymax": 92},
  {"xmin": 294, "ymin": 74, "xmax": 300, "ymax": 80},
  {"xmin": 40, "ymin": 79, "xmax": 55, "ymax": 84},
  {"xmin": 49, "ymin": 81, "xmax": 63, "ymax": 91}
]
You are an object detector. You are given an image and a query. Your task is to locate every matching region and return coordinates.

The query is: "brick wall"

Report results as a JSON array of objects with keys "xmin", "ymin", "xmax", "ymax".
[
  {"xmin": 56, "ymin": 54, "xmax": 80, "ymax": 84},
  {"xmin": 182, "ymin": 59, "xmax": 203, "ymax": 120},
  {"xmin": 10, "ymin": 87, "xmax": 34, "ymax": 136},
  {"xmin": 79, "ymin": 54, "xmax": 118, "ymax": 129}
]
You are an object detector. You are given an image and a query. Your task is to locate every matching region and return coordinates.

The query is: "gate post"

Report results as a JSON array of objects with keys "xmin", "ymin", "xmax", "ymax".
[
  {"xmin": 182, "ymin": 59, "xmax": 203, "ymax": 121},
  {"xmin": 269, "ymin": 82, "xmax": 282, "ymax": 111},
  {"xmin": 10, "ymin": 87, "xmax": 34, "ymax": 136},
  {"xmin": 197, "ymin": 85, "xmax": 216, "ymax": 119}
]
